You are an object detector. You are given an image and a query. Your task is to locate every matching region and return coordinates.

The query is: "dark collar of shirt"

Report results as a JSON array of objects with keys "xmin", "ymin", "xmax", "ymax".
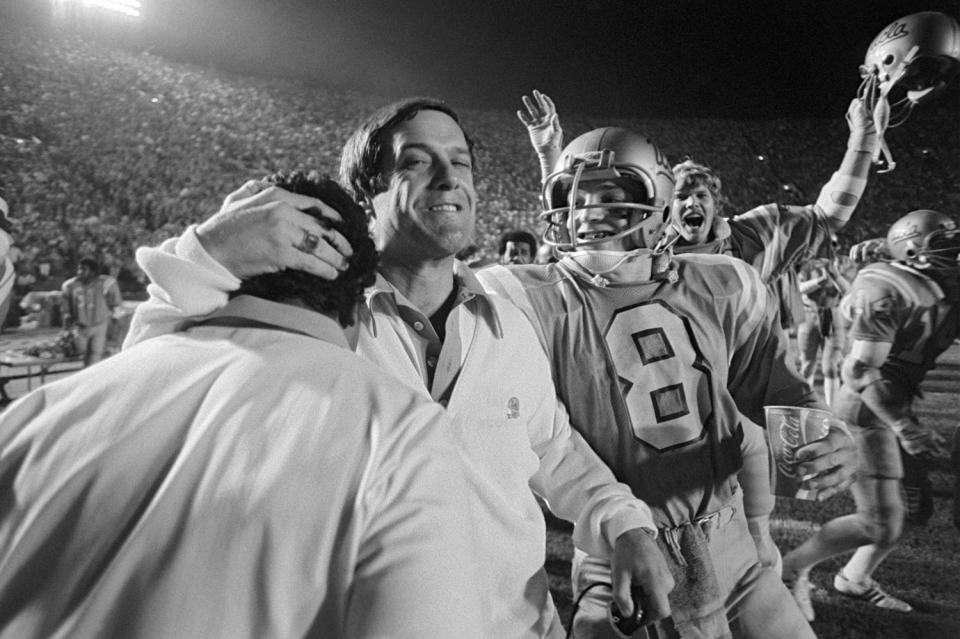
[
  {"xmin": 358, "ymin": 261, "xmax": 503, "ymax": 339},
  {"xmin": 191, "ymin": 294, "xmax": 349, "ymax": 349}
]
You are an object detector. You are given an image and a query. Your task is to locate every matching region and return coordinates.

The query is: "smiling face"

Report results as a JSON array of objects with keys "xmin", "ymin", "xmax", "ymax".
[
  {"xmin": 369, "ymin": 109, "xmax": 476, "ymax": 263},
  {"xmin": 670, "ymin": 178, "xmax": 718, "ymax": 245},
  {"xmin": 570, "ymin": 178, "xmax": 650, "ymax": 252}
]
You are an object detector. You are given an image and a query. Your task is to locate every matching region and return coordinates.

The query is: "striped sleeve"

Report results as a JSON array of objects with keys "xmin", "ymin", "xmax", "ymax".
[
  {"xmin": 726, "ymin": 257, "xmax": 774, "ymax": 348},
  {"xmin": 731, "ymin": 204, "xmax": 828, "ymax": 282}
]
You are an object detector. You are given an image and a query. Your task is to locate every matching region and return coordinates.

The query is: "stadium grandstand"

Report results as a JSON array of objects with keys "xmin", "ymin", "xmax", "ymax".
[{"xmin": 1, "ymin": 8, "xmax": 958, "ymax": 301}]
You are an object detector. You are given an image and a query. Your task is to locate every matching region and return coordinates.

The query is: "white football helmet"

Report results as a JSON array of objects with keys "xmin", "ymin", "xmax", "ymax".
[
  {"xmin": 539, "ymin": 127, "xmax": 674, "ymax": 252},
  {"xmin": 858, "ymin": 11, "xmax": 960, "ymax": 171},
  {"xmin": 886, "ymin": 209, "xmax": 960, "ymax": 273}
]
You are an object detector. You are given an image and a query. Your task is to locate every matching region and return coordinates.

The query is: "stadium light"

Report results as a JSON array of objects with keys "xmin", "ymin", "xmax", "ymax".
[{"xmin": 79, "ymin": 0, "xmax": 142, "ymax": 18}]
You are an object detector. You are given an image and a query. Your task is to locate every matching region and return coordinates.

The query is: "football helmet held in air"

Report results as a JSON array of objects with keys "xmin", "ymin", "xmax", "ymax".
[
  {"xmin": 539, "ymin": 127, "xmax": 674, "ymax": 252},
  {"xmin": 858, "ymin": 11, "xmax": 960, "ymax": 171},
  {"xmin": 886, "ymin": 209, "xmax": 960, "ymax": 273}
]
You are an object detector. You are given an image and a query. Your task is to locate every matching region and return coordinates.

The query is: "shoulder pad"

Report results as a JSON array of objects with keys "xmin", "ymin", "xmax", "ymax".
[
  {"xmin": 841, "ymin": 262, "xmax": 943, "ymax": 322},
  {"xmin": 855, "ymin": 262, "xmax": 943, "ymax": 304}
]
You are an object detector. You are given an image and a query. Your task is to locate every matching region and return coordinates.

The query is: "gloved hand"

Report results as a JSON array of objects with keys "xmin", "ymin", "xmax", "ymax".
[
  {"xmin": 848, "ymin": 237, "xmax": 887, "ymax": 265},
  {"xmin": 517, "ymin": 90, "xmax": 563, "ymax": 180},
  {"xmin": 846, "ymin": 97, "xmax": 878, "ymax": 153}
]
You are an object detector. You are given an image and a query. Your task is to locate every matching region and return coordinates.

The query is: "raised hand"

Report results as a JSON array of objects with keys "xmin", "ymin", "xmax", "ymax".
[
  {"xmin": 517, "ymin": 89, "xmax": 563, "ymax": 155},
  {"xmin": 848, "ymin": 237, "xmax": 887, "ymax": 265}
]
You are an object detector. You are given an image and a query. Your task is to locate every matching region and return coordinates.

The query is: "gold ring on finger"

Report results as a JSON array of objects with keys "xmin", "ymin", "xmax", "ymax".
[{"xmin": 297, "ymin": 229, "xmax": 321, "ymax": 254}]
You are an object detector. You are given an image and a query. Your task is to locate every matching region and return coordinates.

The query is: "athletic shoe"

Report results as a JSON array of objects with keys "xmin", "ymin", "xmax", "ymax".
[
  {"xmin": 784, "ymin": 573, "xmax": 816, "ymax": 622},
  {"xmin": 833, "ymin": 571, "xmax": 913, "ymax": 612}
]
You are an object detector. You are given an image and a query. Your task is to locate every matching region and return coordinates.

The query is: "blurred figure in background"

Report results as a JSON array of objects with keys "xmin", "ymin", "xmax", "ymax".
[
  {"xmin": 60, "ymin": 256, "xmax": 122, "ymax": 366},
  {"xmin": 796, "ymin": 238, "xmax": 858, "ymax": 406},
  {"xmin": 783, "ymin": 209, "xmax": 960, "ymax": 621},
  {"xmin": 498, "ymin": 229, "xmax": 538, "ymax": 265}
]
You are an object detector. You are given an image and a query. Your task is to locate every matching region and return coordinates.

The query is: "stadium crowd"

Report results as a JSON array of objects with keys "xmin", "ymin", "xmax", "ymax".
[{"xmin": 1, "ymin": 24, "xmax": 958, "ymax": 317}]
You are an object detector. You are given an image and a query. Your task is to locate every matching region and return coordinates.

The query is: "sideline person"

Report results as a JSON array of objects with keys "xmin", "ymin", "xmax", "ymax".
[
  {"xmin": 60, "ymin": 256, "xmax": 123, "ymax": 366},
  {"xmin": 782, "ymin": 209, "xmax": 960, "ymax": 621}
]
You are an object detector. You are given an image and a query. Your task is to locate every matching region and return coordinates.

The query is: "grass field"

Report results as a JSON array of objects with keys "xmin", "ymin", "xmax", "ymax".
[{"xmin": 544, "ymin": 342, "xmax": 960, "ymax": 639}]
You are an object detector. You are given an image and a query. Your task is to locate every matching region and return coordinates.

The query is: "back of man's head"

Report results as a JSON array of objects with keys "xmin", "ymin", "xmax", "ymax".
[
  {"xmin": 339, "ymin": 97, "xmax": 474, "ymax": 203},
  {"xmin": 234, "ymin": 171, "xmax": 379, "ymax": 326}
]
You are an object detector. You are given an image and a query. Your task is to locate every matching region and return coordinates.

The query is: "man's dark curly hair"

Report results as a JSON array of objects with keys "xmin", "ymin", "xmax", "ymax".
[{"xmin": 233, "ymin": 170, "xmax": 379, "ymax": 327}]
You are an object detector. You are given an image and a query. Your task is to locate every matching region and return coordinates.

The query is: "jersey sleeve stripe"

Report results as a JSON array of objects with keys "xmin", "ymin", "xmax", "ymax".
[
  {"xmin": 737, "ymin": 205, "xmax": 780, "ymax": 281},
  {"xmin": 729, "ymin": 258, "xmax": 770, "ymax": 343}
]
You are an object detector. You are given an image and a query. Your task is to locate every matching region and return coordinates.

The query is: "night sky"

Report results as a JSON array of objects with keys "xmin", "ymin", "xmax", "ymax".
[{"xmin": 13, "ymin": 0, "xmax": 960, "ymax": 118}]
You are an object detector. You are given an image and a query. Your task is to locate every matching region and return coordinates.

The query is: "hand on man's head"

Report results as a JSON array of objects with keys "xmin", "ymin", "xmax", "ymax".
[{"xmin": 197, "ymin": 180, "xmax": 354, "ymax": 281}]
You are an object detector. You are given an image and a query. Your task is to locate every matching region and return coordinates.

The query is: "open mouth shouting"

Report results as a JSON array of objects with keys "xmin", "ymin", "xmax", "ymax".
[{"xmin": 681, "ymin": 210, "xmax": 705, "ymax": 231}]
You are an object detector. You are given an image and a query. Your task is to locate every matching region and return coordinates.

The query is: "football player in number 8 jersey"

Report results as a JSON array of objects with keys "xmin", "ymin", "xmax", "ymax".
[
  {"xmin": 518, "ymin": 89, "xmax": 878, "ymax": 584},
  {"xmin": 478, "ymin": 127, "xmax": 857, "ymax": 639}
]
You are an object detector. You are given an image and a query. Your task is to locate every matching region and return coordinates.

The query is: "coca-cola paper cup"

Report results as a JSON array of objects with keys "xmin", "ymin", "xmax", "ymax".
[{"xmin": 763, "ymin": 406, "xmax": 832, "ymax": 499}]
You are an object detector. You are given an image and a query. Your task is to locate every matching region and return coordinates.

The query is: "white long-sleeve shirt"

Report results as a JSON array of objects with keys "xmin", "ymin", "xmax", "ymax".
[
  {"xmin": 126, "ymin": 226, "xmax": 658, "ymax": 639},
  {"xmin": 0, "ymin": 296, "xmax": 486, "ymax": 639}
]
